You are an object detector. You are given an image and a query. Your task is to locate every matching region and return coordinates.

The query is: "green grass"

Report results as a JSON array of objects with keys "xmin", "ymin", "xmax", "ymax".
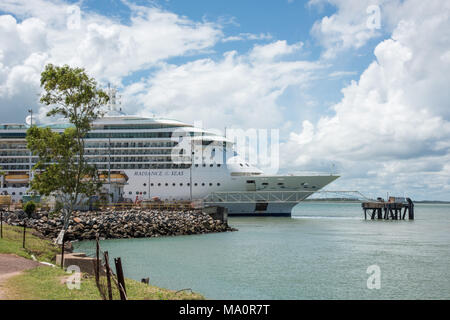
[
  {"xmin": 0, "ymin": 223, "xmax": 60, "ymax": 262},
  {"xmin": 4, "ymin": 266, "xmax": 204, "ymax": 300},
  {"xmin": 1, "ymin": 222, "xmax": 204, "ymax": 300}
]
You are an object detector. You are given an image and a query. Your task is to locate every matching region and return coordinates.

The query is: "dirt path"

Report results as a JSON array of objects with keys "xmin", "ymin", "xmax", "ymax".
[{"xmin": 0, "ymin": 254, "xmax": 40, "ymax": 299}]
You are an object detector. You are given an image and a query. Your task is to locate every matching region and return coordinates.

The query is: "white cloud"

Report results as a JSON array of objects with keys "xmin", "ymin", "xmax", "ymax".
[
  {"xmin": 0, "ymin": 1, "xmax": 323, "ymax": 134},
  {"xmin": 249, "ymin": 40, "xmax": 303, "ymax": 62},
  {"xmin": 0, "ymin": 0, "xmax": 222, "ymax": 122},
  {"xmin": 285, "ymin": 0, "xmax": 450, "ymax": 199},
  {"xmin": 310, "ymin": 0, "xmax": 388, "ymax": 58},
  {"xmin": 328, "ymin": 70, "xmax": 357, "ymax": 78},
  {"xmin": 222, "ymin": 32, "xmax": 272, "ymax": 43},
  {"xmin": 123, "ymin": 42, "xmax": 322, "ymax": 129}
]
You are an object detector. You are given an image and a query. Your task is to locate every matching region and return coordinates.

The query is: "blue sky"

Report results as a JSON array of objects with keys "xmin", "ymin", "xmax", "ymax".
[
  {"xmin": 0, "ymin": 0, "xmax": 449, "ymax": 200},
  {"xmin": 73, "ymin": 0, "xmax": 381, "ymax": 121}
]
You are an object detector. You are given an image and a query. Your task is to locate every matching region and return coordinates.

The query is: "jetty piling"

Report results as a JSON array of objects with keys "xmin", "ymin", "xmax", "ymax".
[{"xmin": 362, "ymin": 197, "xmax": 414, "ymax": 220}]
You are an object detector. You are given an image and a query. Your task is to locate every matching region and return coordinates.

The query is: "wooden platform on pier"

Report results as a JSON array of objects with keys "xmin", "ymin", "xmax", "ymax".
[{"xmin": 362, "ymin": 197, "xmax": 414, "ymax": 220}]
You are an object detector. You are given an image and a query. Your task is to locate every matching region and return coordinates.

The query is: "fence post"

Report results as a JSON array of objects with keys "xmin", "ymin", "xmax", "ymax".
[
  {"xmin": 22, "ymin": 219, "xmax": 26, "ymax": 248},
  {"xmin": 0, "ymin": 210, "xmax": 3, "ymax": 239},
  {"xmin": 114, "ymin": 257, "xmax": 127, "ymax": 300},
  {"xmin": 96, "ymin": 234, "xmax": 100, "ymax": 277},
  {"xmin": 104, "ymin": 251, "xmax": 113, "ymax": 300},
  {"xmin": 60, "ymin": 233, "xmax": 65, "ymax": 269},
  {"xmin": 94, "ymin": 235, "xmax": 101, "ymax": 290}
]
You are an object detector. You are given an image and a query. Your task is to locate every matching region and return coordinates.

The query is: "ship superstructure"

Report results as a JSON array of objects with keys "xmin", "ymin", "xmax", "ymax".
[{"xmin": 0, "ymin": 110, "xmax": 338, "ymax": 215}]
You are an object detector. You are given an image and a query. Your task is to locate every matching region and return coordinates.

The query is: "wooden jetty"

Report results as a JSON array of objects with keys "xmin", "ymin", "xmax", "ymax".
[{"xmin": 362, "ymin": 197, "xmax": 414, "ymax": 220}]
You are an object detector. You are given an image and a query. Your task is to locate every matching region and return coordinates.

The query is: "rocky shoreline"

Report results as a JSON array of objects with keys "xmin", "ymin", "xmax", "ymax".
[{"xmin": 1, "ymin": 209, "xmax": 236, "ymax": 241}]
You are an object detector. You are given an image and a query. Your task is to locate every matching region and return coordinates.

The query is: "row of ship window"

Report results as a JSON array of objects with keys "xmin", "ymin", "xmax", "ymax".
[
  {"xmin": 85, "ymin": 141, "xmax": 177, "ymax": 148},
  {"xmin": 1, "ymin": 191, "xmax": 25, "ymax": 195},
  {"xmin": 0, "ymin": 163, "xmax": 227, "ymax": 170},
  {"xmin": 128, "ymin": 182, "xmax": 221, "ymax": 195},
  {"xmin": 0, "ymin": 141, "xmax": 179, "ymax": 150}
]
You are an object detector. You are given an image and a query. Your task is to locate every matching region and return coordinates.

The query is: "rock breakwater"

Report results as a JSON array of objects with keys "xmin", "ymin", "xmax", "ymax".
[{"xmin": 1, "ymin": 209, "xmax": 236, "ymax": 241}]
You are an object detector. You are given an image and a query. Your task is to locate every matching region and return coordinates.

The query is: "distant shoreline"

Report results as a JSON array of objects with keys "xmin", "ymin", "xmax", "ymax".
[{"xmin": 304, "ymin": 199, "xmax": 450, "ymax": 204}]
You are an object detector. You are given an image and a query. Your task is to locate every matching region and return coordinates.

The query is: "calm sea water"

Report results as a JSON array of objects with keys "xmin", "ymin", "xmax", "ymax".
[{"xmin": 74, "ymin": 203, "xmax": 450, "ymax": 299}]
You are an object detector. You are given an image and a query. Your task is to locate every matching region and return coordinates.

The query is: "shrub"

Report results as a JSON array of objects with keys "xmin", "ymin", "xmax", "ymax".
[{"xmin": 23, "ymin": 201, "xmax": 36, "ymax": 218}]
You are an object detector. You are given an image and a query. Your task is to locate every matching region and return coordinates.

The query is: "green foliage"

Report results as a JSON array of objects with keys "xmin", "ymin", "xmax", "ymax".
[
  {"xmin": 26, "ymin": 64, "xmax": 109, "ymax": 230},
  {"xmin": 40, "ymin": 64, "xmax": 109, "ymax": 130},
  {"xmin": 27, "ymin": 126, "xmax": 101, "ymax": 198},
  {"xmin": 50, "ymin": 201, "xmax": 64, "ymax": 217},
  {"xmin": 23, "ymin": 201, "xmax": 36, "ymax": 218}
]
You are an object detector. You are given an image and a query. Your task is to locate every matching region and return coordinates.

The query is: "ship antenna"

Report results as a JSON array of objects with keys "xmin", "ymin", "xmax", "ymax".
[{"xmin": 106, "ymin": 83, "xmax": 120, "ymax": 113}]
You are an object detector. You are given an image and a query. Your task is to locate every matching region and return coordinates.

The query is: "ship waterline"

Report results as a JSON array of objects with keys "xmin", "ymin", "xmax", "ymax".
[{"xmin": 0, "ymin": 113, "xmax": 338, "ymax": 216}]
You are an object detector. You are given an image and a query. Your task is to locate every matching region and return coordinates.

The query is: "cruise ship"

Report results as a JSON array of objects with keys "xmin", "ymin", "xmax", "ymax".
[{"xmin": 0, "ymin": 106, "xmax": 338, "ymax": 216}]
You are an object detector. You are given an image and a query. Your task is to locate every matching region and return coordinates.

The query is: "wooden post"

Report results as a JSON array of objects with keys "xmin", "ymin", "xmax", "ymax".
[
  {"xmin": 364, "ymin": 208, "xmax": 367, "ymax": 220},
  {"xmin": 60, "ymin": 233, "xmax": 65, "ymax": 269},
  {"xmin": 94, "ymin": 235, "xmax": 101, "ymax": 289},
  {"xmin": 0, "ymin": 210, "xmax": 3, "ymax": 239},
  {"xmin": 22, "ymin": 220, "xmax": 26, "ymax": 248},
  {"xmin": 104, "ymin": 251, "xmax": 113, "ymax": 300},
  {"xmin": 114, "ymin": 257, "xmax": 127, "ymax": 300},
  {"xmin": 407, "ymin": 198, "xmax": 414, "ymax": 220},
  {"xmin": 96, "ymin": 235, "xmax": 100, "ymax": 278}
]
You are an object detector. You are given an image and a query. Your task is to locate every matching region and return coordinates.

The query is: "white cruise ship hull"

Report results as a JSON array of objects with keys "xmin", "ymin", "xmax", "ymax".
[
  {"xmin": 1, "ymin": 114, "xmax": 339, "ymax": 216},
  {"xmin": 217, "ymin": 202, "xmax": 301, "ymax": 217}
]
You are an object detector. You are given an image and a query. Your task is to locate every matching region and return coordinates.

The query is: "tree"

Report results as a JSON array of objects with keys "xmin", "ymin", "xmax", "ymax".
[{"xmin": 26, "ymin": 64, "xmax": 109, "ymax": 233}]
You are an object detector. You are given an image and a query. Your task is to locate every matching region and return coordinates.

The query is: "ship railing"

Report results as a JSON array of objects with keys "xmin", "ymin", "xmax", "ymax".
[
  {"xmin": 203, "ymin": 190, "xmax": 371, "ymax": 204},
  {"xmin": 104, "ymin": 201, "xmax": 194, "ymax": 211},
  {"xmin": 204, "ymin": 191, "xmax": 311, "ymax": 203}
]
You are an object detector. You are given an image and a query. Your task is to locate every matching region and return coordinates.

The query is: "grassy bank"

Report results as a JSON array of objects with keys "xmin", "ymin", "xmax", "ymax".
[
  {"xmin": 3, "ymin": 266, "xmax": 203, "ymax": 300},
  {"xmin": 0, "ymin": 223, "xmax": 204, "ymax": 300},
  {"xmin": 0, "ymin": 223, "xmax": 59, "ymax": 262}
]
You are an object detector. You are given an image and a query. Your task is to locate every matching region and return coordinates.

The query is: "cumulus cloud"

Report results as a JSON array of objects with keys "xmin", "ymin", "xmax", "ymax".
[
  {"xmin": 285, "ymin": 0, "xmax": 450, "ymax": 199},
  {"xmin": 0, "ymin": 0, "xmax": 222, "ymax": 122},
  {"xmin": 310, "ymin": 0, "xmax": 390, "ymax": 58},
  {"xmin": 222, "ymin": 32, "xmax": 272, "ymax": 42},
  {"xmin": 124, "ymin": 41, "xmax": 322, "ymax": 129}
]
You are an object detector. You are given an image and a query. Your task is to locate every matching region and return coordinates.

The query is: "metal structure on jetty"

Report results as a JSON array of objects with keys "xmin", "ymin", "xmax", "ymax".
[{"xmin": 362, "ymin": 197, "xmax": 414, "ymax": 220}]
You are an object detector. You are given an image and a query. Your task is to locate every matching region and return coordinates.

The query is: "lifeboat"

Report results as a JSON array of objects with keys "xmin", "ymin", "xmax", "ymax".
[
  {"xmin": 81, "ymin": 175, "xmax": 92, "ymax": 182},
  {"xmin": 5, "ymin": 174, "xmax": 29, "ymax": 184},
  {"xmin": 99, "ymin": 173, "xmax": 127, "ymax": 184}
]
